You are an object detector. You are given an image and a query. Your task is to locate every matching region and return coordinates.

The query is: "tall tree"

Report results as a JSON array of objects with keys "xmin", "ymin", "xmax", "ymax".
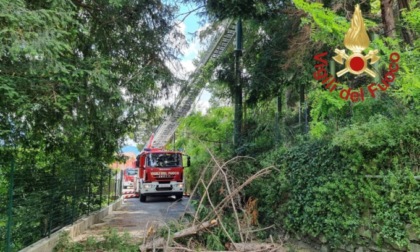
[
  {"xmin": 381, "ymin": 0, "xmax": 396, "ymax": 37},
  {"xmin": 397, "ymin": 0, "xmax": 415, "ymax": 44},
  {"xmin": 0, "ymin": 1, "xmax": 185, "ymax": 248},
  {"xmin": 0, "ymin": 0, "xmax": 184, "ymax": 161}
]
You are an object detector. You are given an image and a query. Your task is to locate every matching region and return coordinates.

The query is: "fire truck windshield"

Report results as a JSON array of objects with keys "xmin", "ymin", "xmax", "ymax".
[
  {"xmin": 148, "ymin": 153, "xmax": 182, "ymax": 168},
  {"xmin": 125, "ymin": 168, "xmax": 138, "ymax": 176}
]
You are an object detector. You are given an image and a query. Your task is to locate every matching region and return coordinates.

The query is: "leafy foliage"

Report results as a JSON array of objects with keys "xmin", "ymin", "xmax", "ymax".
[
  {"xmin": 252, "ymin": 115, "xmax": 419, "ymax": 247},
  {"xmin": 0, "ymin": 0, "xmax": 183, "ymax": 162},
  {"xmin": 182, "ymin": 0, "xmax": 290, "ymax": 20},
  {"xmin": 55, "ymin": 229, "xmax": 139, "ymax": 252},
  {"xmin": 1, "ymin": 0, "xmax": 419, "ymax": 250},
  {"xmin": 0, "ymin": 0, "xmax": 183, "ymax": 250},
  {"xmin": 173, "ymin": 107, "xmax": 233, "ymax": 192},
  {"xmin": 175, "ymin": 0, "xmax": 420, "ymax": 250}
]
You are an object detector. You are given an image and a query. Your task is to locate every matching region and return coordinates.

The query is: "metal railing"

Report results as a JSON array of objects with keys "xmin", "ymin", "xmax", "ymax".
[{"xmin": 0, "ymin": 158, "xmax": 122, "ymax": 252}]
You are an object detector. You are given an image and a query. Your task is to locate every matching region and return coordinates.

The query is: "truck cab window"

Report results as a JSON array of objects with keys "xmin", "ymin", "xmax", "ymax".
[
  {"xmin": 126, "ymin": 169, "xmax": 138, "ymax": 176},
  {"xmin": 147, "ymin": 155, "xmax": 158, "ymax": 167},
  {"xmin": 148, "ymin": 153, "xmax": 181, "ymax": 167}
]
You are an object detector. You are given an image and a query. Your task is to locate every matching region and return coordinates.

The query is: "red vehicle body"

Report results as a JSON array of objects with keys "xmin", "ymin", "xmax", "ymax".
[
  {"xmin": 123, "ymin": 168, "xmax": 138, "ymax": 189},
  {"xmin": 134, "ymin": 135, "xmax": 190, "ymax": 202}
]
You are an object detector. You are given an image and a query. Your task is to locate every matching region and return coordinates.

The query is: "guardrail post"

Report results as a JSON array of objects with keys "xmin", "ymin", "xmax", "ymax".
[
  {"xmin": 71, "ymin": 165, "xmax": 77, "ymax": 224},
  {"xmin": 99, "ymin": 165, "xmax": 104, "ymax": 210},
  {"xmin": 87, "ymin": 167, "xmax": 92, "ymax": 215},
  {"xmin": 48, "ymin": 164, "xmax": 56, "ymax": 237},
  {"xmin": 108, "ymin": 169, "xmax": 111, "ymax": 205},
  {"xmin": 119, "ymin": 170, "xmax": 123, "ymax": 196},
  {"xmin": 5, "ymin": 159, "xmax": 15, "ymax": 252}
]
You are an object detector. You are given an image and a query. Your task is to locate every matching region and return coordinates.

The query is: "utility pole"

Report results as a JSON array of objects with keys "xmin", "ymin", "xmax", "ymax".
[{"xmin": 233, "ymin": 18, "xmax": 243, "ymax": 149}]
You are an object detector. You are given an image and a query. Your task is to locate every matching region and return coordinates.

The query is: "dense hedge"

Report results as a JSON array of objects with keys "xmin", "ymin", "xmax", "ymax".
[
  {"xmin": 254, "ymin": 113, "xmax": 420, "ymax": 248},
  {"xmin": 175, "ymin": 108, "xmax": 419, "ymax": 249}
]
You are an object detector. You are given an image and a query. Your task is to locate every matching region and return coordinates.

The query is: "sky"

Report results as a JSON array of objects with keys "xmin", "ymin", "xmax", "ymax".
[
  {"xmin": 122, "ymin": 1, "xmax": 212, "ymax": 151},
  {"xmin": 175, "ymin": 2, "xmax": 213, "ymax": 115},
  {"xmin": 158, "ymin": 1, "xmax": 212, "ymax": 111}
]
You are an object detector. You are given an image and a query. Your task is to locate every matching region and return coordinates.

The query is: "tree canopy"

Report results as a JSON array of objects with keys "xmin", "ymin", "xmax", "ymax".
[
  {"xmin": 173, "ymin": 0, "xmax": 420, "ymax": 250},
  {"xmin": 0, "ymin": 0, "xmax": 184, "ymax": 163}
]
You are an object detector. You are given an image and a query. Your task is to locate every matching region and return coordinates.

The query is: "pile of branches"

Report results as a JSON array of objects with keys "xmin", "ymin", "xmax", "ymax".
[{"xmin": 140, "ymin": 149, "xmax": 285, "ymax": 252}]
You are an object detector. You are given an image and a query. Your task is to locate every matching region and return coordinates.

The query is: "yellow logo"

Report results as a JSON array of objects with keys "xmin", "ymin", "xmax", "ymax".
[{"xmin": 333, "ymin": 5, "xmax": 380, "ymax": 77}]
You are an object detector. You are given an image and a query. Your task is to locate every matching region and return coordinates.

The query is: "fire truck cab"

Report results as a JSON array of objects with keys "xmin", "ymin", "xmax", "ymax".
[
  {"xmin": 135, "ymin": 148, "xmax": 190, "ymax": 202},
  {"xmin": 123, "ymin": 168, "xmax": 138, "ymax": 189}
]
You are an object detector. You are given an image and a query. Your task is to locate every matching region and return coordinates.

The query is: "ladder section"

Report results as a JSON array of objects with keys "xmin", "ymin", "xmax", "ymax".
[{"xmin": 152, "ymin": 20, "xmax": 236, "ymax": 148}]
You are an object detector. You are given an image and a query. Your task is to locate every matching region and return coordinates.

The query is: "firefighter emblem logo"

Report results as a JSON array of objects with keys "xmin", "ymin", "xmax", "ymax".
[
  {"xmin": 333, "ymin": 5, "xmax": 379, "ymax": 77},
  {"xmin": 312, "ymin": 4, "xmax": 400, "ymax": 102}
]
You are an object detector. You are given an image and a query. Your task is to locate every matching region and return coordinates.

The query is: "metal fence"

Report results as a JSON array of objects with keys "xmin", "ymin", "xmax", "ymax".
[{"xmin": 0, "ymin": 158, "xmax": 122, "ymax": 252}]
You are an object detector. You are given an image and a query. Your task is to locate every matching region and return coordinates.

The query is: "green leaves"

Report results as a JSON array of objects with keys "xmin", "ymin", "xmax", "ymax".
[
  {"xmin": 0, "ymin": 0, "xmax": 184, "ymax": 161},
  {"xmin": 332, "ymin": 113, "xmax": 420, "ymax": 173},
  {"xmin": 173, "ymin": 107, "xmax": 234, "ymax": 192},
  {"xmin": 293, "ymin": 0, "xmax": 349, "ymax": 46},
  {"xmin": 0, "ymin": 2, "xmax": 183, "ymax": 248},
  {"xmin": 0, "ymin": 0, "xmax": 76, "ymax": 61},
  {"xmin": 402, "ymin": 0, "xmax": 420, "ymax": 32},
  {"xmin": 258, "ymin": 137, "xmax": 420, "ymax": 248},
  {"xmin": 308, "ymin": 88, "xmax": 348, "ymax": 139},
  {"xmin": 193, "ymin": 0, "xmax": 287, "ymax": 20}
]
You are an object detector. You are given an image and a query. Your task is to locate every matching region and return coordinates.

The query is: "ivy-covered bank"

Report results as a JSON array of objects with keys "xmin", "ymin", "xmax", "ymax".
[
  {"xmin": 171, "ymin": 0, "xmax": 420, "ymax": 250},
  {"xmin": 256, "ymin": 114, "xmax": 419, "ymax": 251},
  {"xmin": 175, "ymin": 109, "xmax": 419, "ymax": 251}
]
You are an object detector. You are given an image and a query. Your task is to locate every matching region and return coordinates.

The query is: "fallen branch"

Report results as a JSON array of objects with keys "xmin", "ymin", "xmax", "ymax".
[
  {"xmin": 147, "ymin": 145, "xmax": 283, "ymax": 251},
  {"xmin": 175, "ymin": 219, "xmax": 218, "ymax": 238},
  {"xmin": 191, "ymin": 155, "xmax": 250, "ymax": 225},
  {"xmin": 140, "ymin": 220, "xmax": 218, "ymax": 251},
  {"xmin": 203, "ymin": 166, "xmax": 275, "ymax": 223},
  {"xmin": 180, "ymin": 162, "xmax": 212, "ymax": 222},
  {"xmin": 207, "ymin": 148, "xmax": 244, "ymax": 242},
  {"xmin": 193, "ymin": 164, "xmax": 221, "ymax": 224},
  {"xmin": 200, "ymin": 179, "xmax": 236, "ymax": 245}
]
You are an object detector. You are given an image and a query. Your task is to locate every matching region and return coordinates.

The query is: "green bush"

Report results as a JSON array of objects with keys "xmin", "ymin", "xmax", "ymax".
[
  {"xmin": 54, "ymin": 228, "xmax": 139, "ymax": 252},
  {"xmin": 252, "ymin": 113, "xmax": 419, "ymax": 248}
]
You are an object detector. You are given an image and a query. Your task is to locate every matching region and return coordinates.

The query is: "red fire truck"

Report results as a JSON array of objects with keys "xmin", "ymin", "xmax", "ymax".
[
  {"xmin": 135, "ymin": 135, "xmax": 190, "ymax": 202},
  {"xmin": 123, "ymin": 168, "xmax": 138, "ymax": 189}
]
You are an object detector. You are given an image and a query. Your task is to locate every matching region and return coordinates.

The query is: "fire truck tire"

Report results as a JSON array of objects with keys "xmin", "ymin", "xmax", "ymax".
[
  {"xmin": 175, "ymin": 193, "xmax": 183, "ymax": 200},
  {"xmin": 140, "ymin": 194, "xmax": 146, "ymax": 202}
]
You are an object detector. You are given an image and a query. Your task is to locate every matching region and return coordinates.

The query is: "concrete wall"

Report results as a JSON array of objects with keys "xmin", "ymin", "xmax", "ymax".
[{"xmin": 19, "ymin": 198, "xmax": 123, "ymax": 252}]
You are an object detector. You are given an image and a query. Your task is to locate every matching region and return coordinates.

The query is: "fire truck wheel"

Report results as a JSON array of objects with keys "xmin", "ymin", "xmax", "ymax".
[
  {"xmin": 140, "ymin": 194, "xmax": 146, "ymax": 202},
  {"xmin": 175, "ymin": 193, "xmax": 183, "ymax": 200}
]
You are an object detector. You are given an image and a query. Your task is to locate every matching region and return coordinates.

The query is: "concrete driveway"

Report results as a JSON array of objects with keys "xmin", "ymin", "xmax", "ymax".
[{"xmin": 73, "ymin": 196, "xmax": 194, "ymax": 242}]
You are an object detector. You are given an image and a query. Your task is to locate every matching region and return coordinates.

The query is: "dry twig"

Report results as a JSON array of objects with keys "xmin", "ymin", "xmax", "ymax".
[{"xmin": 142, "ymin": 144, "xmax": 283, "ymax": 251}]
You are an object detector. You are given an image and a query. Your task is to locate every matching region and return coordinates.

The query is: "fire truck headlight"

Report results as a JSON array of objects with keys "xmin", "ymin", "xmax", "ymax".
[
  {"xmin": 144, "ymin": 184, "xmax": 151, "ymax": 189},
  {"xmin": 178, "ymin": 183, "xmax": 183, "ymax": 188}
]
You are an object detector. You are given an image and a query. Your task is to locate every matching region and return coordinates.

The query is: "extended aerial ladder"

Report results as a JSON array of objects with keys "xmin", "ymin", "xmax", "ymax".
[{"xmin": 151, "ymin": 20, "xmax": 237, "ymax": 148}]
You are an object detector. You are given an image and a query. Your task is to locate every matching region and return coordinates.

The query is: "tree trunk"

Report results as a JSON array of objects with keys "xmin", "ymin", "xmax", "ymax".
[
  {"xmin": 381, "ymin": 0, "xmax": 396, "ymax": 37},
  {"xmin": 345, "ymin": 0, "xmax": 371, "ymax": 15},
  {"xmin": 397, "ymin": 0, "xmax": 414, "ymax": 45}
]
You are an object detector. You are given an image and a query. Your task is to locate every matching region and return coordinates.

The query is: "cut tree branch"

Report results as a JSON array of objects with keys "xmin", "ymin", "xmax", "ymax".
[{"xmin": 140, "ymin": 220, "xmax": 218, "ymax": 251}]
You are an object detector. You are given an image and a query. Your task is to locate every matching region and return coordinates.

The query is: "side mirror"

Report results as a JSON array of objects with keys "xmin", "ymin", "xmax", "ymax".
[{"xmin": 187, "ymin": 156, "xmax": 191, "ymax": 167}]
